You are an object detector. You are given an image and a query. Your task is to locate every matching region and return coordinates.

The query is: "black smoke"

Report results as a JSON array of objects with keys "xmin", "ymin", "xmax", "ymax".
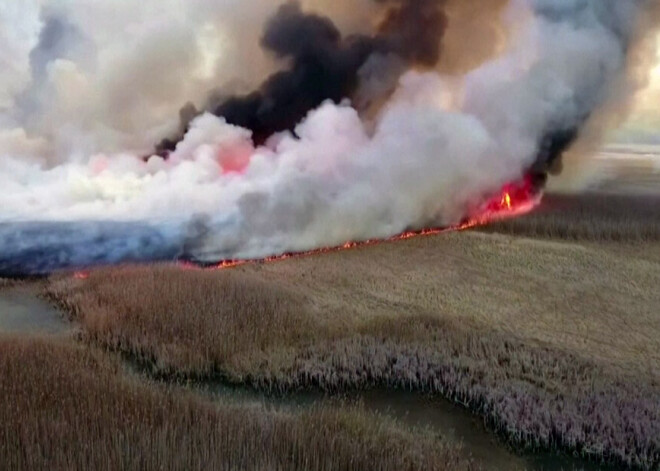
[
  {"xmin": 529, "ymin": 127, "xmax": 582, "ymax": 188},
  {"xmin": 157, "ymin": 0, "xmax": 448, "ymax": 153},
  {"xmin": 155, "ymin": 0, "xmax": 595, "ymax": 192}
]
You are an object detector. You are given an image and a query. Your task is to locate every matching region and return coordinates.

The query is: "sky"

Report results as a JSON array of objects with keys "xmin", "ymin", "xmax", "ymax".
[
  {"xmin": 614, "ymin": 35, "xmax": 660, "ymax": 145},
  {"xmin": 0, "ymin": 2, "xmax": 658, "ymax": 150}
]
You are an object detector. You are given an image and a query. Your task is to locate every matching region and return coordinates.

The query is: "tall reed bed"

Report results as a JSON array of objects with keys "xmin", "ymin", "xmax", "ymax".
[
  {"xmin": 47, "ymin": 265, "xmax": 321, "ymax": 376},
  {"xmin": 43, "ymin": 214, "xmax": 660, "ymax": 469},
  {"xmin": 0, "ymin": 336, "xmax": 472, "ymax": 471},
  {"xmin": 0, "ymin": 279, "xmax": 14, "ymax": 289},
  {"xmin": 46, "ymin": 265, "xmax": 660, "ymax": 469},
  {"xmin": 484, "ymin": 193, "xmax": 660, "ymax": 241},
  {"xmin": 243, "ymin": 316, "xmax": 660, "ymax": 470}
]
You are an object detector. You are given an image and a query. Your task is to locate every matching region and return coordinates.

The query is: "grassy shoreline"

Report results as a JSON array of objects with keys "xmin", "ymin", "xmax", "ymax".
[
  {"xmin": 33, "ymin": 192, "xmax": 660, "ymax": 469},
  {"xmin": 0, "ymin": 336, "xmax": 474, "ymax": 471},
  {"xmin": 100, "ymin": 312, "xmax": 660, "ymax": 470},
  {"xmin": 44, "ymin": 236, "xmax": 660, "ymax": 469},
  {"xmin": 234, "ymin": 324, "xmax": 659, "ymax": 469}
]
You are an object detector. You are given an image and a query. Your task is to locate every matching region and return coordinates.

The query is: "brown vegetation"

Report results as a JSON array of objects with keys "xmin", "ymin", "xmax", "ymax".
[
  {"xmin": 48, "ymin": 266, "xmax": 321, "ymax": 375},
  {"xmin": 0, "ymin": 278, "xmax": 14, "ymax": 289},
  {"xmin": 47, "ymin": 230, "xmax": 660, "ymax": 378},
  {"xmin": 484, "ymin": 193, "xmax": 660, "ymax": 242},
  {"xmin": 45, "ymin": 227, "xmax": 660, "ymax": 469},
  {"xmin": 246, "ymin": 316, "xmax": 660, "ymax": 470},
  {"xmin": 0, "ymin": 336, "xmax": 472, "ymax": 471}
]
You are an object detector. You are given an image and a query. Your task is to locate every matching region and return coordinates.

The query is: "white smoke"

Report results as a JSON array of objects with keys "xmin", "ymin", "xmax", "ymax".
[
  {"xmin": 0, "ymin": 0, "xmax": 380, "ymax": 160},
  {"xmin": 0, "ymin": 0, "xmax": 656, "ymax": 273}
]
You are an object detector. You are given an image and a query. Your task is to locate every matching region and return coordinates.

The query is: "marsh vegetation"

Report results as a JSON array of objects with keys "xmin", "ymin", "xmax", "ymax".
[
  {"xmin": 0, "ymin": 278, "xmax": 14, "ymax": 289},
  {"xmin": 4, "ymin": 191, "xmax": 658, "ymax": 470},
  {"xmin": 484, "ymin": 193, "xmax": 660, "ymax": 242},
  {"xmin": 0, "ymin": 336, "xmax": 474, "ymax": 471},
  {"xmin": 45, "ymin": 199, "xmax": 660, "ymax": 469}
]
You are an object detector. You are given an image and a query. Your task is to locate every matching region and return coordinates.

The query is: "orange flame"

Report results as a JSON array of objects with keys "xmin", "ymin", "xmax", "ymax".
[
  {"xmin": 204, "ymin": 178, "xmax": 541, "ymax": 271},
  {"xmin": 501, "ymin": 192, "xmax": 512, "ymax": 210},
  {"xmin": 72, "ymin": 178, "xmax": 541, "ymax": 280}
]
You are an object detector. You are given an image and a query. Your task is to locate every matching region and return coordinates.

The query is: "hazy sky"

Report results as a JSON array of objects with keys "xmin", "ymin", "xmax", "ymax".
[{"xmin": 616, "ymin": 35, "xmax": 660, "ymax": 144}]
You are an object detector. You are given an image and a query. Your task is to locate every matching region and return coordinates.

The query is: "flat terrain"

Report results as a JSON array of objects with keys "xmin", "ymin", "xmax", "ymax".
[
  {"xmin": 588, "ymin": 151, "xmax": 660, "ymax": 194},
  {"xmin": 2, "ymin": 161, "xmax": 658, "ymax": 470},
  {"xmin": 485, "ymin": 192, "xmax": 660, "ymax": 244},
  {"xmin": 49, "ymin": 213, "xmax": 660, "ymax": 379},
  {"xmin": 44, "ymin": 192, "xmax": 660, "ymax": 469}
]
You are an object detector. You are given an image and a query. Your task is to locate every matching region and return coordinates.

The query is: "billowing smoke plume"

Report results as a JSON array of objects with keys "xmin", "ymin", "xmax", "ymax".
[
  {"xmin": 157, "ymin": 0, "xmax": 448, "ymax": 151},
  {"xmin": 0, "ymin": 0, "xmax": 658, "ymax": 275},
  {"xmin": 528, "ymin": 0, "xmax": 653, "ymax": 186}
]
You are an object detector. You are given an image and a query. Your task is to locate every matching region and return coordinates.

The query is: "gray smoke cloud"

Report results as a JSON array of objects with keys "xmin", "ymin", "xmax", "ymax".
[
  {"xmin": 0, "ymin": 0, "xmax": 658, "ymax": 275},
  {"xmin": 0, "ymin": 221, "xmax": 186, "ymax": 277},
  {"xmin": 156, "ymin": 0, "xmax": 449, "ymax": 152}
]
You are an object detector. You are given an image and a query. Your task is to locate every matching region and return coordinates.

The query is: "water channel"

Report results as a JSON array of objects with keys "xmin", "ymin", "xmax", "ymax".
[{"xmin": 0, "ymin": 288, "xmax": 619, "ymax": 470}]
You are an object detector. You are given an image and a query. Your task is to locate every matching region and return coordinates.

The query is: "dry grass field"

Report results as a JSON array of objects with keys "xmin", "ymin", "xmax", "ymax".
[
  {"xmin": 47, "ymin": 229, "xmax": 660, "ymax": 379},
  {"xmin": 45, "ymin": 193, "xmax": 660, "ymax": 469},
  {"xmin": 0, "ymin": 278, "xmax": 14, "ymax": 289},
  {"xmin": 485, "ymin": 193, "xmax": 660, "ymax": 243},
  {"xmin": 0, "ymin": 336, "xmax": 473, "ymax": 471}
]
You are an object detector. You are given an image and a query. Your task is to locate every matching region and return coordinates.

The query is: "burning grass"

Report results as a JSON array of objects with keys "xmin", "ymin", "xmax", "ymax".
[
  {"xmin": 0, "ymin": 336, "xmax": 473, "ymax": 471},
  {"xmin": 484, "ymin": 192, "xmax": 660, "ymax": 242},
  {"xmin": 45, "ymin": 229, "xmax": 660, "ymax": 469}
]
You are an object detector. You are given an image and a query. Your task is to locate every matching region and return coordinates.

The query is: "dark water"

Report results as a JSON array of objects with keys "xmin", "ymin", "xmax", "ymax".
[
  {"xmin": 0, "ymin": 289, "xmax": 618, "ymax": 470},
  {"xmin": 352, "ymin": 391, "xmax": 619, "ymax": 471},
  {"xmin": 0, "ymin": 288, "xmax": 69, "ymax": 335},
  {"xmin": 194, "ymin": 383, "xmax": 619, "ymax": 471}
]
